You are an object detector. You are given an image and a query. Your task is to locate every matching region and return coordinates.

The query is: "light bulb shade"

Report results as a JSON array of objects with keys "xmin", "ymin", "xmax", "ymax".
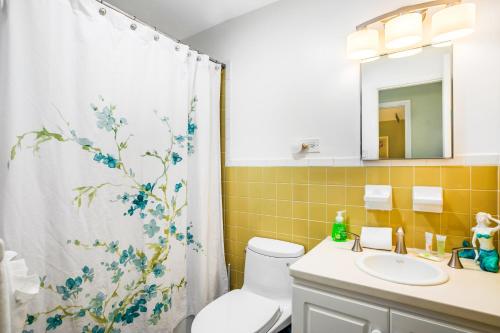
[
  {"xmin": 347, "ymin": 29, "xmax": 379, "ymax": 59},
  {"xmin": 385, "ymin": 13, "xmax": 423, "ymax": 49},
  {"xmin": 432, "ymin": 3, "xmax": 476, "ymax": 43}
]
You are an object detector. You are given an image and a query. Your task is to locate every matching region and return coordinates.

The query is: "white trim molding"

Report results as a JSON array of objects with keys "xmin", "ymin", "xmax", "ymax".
[{"xmin": 225, "ymin": 153, "xmax": 500, "ymax": 167}]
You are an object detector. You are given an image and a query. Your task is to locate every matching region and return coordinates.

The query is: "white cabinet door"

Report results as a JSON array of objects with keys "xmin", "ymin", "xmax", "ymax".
[
  {"xmin": 293, "ymin": 284, "xmax": 389, "ymax": 333},
  {"xmin": 390, "ymin": 310, "xmax": 478, "ymax": 333}
]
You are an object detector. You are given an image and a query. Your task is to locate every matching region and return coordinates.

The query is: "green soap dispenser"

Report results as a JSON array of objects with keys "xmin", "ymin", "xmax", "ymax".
[{"xmin": 332, "ymin": 210, "xmax": 347, "ymax": 242}]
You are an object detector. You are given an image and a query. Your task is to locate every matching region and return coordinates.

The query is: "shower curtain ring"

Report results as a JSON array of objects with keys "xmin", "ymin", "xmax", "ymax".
[{"xmin": 99, "ymin": 7, "xmax": 106, "ymax": 16}]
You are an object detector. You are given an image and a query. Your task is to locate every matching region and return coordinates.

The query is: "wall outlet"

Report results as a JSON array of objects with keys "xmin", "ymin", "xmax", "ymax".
[{"xmin": 304, "ymin": 138, "xmax": 320, "ymax": 153}]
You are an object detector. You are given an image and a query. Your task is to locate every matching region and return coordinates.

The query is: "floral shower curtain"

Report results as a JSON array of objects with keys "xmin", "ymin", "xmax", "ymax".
[{"xmin": 0, "ymin": 0, "xmax": 226, "ymax": 332}]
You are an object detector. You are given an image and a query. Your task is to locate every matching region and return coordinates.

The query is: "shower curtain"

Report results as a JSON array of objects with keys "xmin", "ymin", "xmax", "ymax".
[{"xmin": 0, "ymin": 0, "xmax": 227, "ymax": 332}]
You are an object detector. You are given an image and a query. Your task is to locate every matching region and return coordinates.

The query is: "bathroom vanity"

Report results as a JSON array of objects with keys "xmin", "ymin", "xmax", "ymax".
[{"xmin": 289, "ymin": 239, "xmax": 500, "ymax": 333}]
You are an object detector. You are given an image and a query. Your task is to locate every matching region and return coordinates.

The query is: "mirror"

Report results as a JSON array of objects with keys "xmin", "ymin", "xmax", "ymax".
[{"xmin": 361, "ymin": 46, "xmax": 453, "ymax": 160}]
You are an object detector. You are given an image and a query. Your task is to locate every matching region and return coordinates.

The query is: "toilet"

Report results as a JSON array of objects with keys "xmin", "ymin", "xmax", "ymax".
[{"xmin": 191, "ymin": 237, "xmax": 305, "ymax": 333}]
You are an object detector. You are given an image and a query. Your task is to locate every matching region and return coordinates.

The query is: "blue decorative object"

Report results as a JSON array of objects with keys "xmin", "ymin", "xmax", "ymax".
[{"xmin": 460, "ymin": 212, "xmax": 500, "ymax": 273}]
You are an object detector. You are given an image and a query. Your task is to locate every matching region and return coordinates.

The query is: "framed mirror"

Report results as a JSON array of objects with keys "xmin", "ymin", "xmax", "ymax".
[{"xmin": 361, "ymin": 45, "xmax": 453, "ymax": 160}]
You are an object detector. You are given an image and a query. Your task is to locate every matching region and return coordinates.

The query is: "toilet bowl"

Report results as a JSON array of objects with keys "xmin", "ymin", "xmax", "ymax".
[{"xmin": 191, "ymin": 237, "xmax": 304, "ymax": 333}]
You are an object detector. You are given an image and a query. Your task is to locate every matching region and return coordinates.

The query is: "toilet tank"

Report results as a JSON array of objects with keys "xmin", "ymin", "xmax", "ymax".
[{"xmin": 242, "ymin": 237, "xmax": 304, "ymax": 302}]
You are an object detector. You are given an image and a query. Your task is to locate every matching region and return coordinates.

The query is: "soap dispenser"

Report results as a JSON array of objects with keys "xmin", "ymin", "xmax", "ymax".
[{"xmin": 332, "ymin": 210, "xmax": 347, "ymax": 242}]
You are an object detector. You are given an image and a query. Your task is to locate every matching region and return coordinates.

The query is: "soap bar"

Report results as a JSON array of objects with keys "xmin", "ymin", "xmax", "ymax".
[{"xmin": 360, "ymin": 227, "xmax": 392, "ymax": 250}]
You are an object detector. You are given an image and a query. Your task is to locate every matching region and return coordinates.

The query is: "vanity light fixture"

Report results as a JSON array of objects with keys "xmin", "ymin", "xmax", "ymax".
[
  {"xmin": 346, "ymin": 29, "xmax": 379, "ymax": 60},
  {"xmin": 346, "ymin": 0, "xmax": 476, "ymax": 60},
  {"xmin": 385, "ymin": 13, "xmax": 423, "ymax": 49},
  {"xmin": 431, "ymin": 2, "xmax": 476, "ymax": 43}
]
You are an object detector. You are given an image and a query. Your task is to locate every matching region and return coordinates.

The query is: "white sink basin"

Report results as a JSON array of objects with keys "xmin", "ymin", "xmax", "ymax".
[{"xmin": 356, "ymin": 253, "xmax": 448, "ymax": 286}]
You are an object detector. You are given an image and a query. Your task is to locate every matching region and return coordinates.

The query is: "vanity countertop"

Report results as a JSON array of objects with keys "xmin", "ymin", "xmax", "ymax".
[{"xmin": 289, "ymin": 237, "xmax": 500, "ymax": 328}]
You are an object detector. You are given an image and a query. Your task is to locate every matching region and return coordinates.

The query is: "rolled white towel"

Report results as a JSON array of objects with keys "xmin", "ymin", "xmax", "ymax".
[
  {"xmin": 0, "ymin": 239, "xmax": 12, "ymax": 333},
  {"xmin": 0, "ymin": 239, "xmax": 39, "ymax": 333},
  {"xmin": 360, "ymin": 227, "xmax": 393, "ymax": 251}
]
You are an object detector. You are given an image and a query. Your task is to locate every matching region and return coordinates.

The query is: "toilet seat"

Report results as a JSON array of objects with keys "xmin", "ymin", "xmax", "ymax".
[{"xmin": 191, "ymin": 289, "xmax": 281, "ymax": 333}]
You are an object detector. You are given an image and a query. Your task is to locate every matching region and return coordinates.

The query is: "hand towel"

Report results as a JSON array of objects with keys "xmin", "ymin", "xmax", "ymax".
[{"xmin": 0, "ymin": 239, "xmax": 39, "ymax": 333}]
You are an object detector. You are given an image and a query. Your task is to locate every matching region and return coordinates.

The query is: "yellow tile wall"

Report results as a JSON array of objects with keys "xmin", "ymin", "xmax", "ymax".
[
  {"xmin": 220, "ymin": 71, "xmax": 500, "ymax": 290},
  {"xmin": 222, "ymin": 166, "xmax": 499, "ymax": 288}
]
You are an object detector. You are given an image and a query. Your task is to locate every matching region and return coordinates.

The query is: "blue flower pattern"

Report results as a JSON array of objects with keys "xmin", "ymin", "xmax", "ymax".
[
  {"xmin": 96, "ymin": 106, "xmax": 116, "ymax": 132},
  {"xmin": 144, "ymin": 219, "xmax": 160, "ymax": 238},
  {"xmin": 93, "ymin": 152, "xmax": 118, "ymax": 168},
  {"xmin": 12, "ymin": 96, "xmax": 202, "ymax": 332},
  {"xmin": 187, "ymin": 97, "xmax": 198, "ymax": 155},
  {"xmin": 172, "ymin": 152, "xmax": 182, "ymax": 165},
  {"xmin": 46, "ymin": 314, "xmax": 63, "ymax": 330},
  {"xmin": 55, "ymin": 276, "xmax": 83, "ymax": 301}
]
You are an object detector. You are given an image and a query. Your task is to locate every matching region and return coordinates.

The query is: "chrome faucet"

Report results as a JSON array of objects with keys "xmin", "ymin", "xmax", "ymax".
[
  {"xmin": 448, "ymin": 247, "xmax": 476, "ymax": 269},
  {"xmin": 394, "ymin": 227, "xmax": 407, "ymax": 254},
  {"xmin": 347, "ymin": 232, "xmax": 363, "ymax": 252}
]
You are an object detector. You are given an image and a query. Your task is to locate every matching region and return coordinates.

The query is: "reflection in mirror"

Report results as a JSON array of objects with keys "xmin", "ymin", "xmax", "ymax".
[
  {"xmin": 361, "ymin": 45, "xmax": 452, "ymax": 160},
  {"xmin": 378, "ymin": 81, "xmax": 443, "ymax": 159}
]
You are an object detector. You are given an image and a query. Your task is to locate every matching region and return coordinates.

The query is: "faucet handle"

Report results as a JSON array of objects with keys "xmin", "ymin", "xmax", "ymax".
[
  {"xmin": 448, "ymin": 247, "xmax": 475, "ymax": 269},
  {"xmin": 394, "ymin": 226, "xmax": 407, "ymax": 254},
  {"xmin": 346, "ymin": 232, "xmax": 363, "ymax": 252}
]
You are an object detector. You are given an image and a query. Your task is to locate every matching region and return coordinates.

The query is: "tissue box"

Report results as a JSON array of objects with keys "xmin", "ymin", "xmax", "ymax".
[
  {"xmin": 413, "ymin": 186, "xmax": 443, "ymax": 213},
  {"xmin": 364, "ymin": 185, "xmax": 392, "ymax": 211}
]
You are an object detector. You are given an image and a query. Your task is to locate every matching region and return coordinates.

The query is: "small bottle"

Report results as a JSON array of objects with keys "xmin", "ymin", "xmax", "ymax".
[
  {"xmin": 425, "ymin": 232, "xmax": 433, "ymax": 253},
  {"xmin": 436, "ymin": 234, "xmax": 447, "ymax": 257},
  {"xmin": 332, "ymin": 210, "xmax": 347, "ymax": 242}
]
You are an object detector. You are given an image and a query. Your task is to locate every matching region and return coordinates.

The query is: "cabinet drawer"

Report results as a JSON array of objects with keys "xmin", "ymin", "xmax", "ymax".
[
  {"xmin": 390, "ymin": 310, "xmax": 478, "ymax": 333},
  {"xmin": 293, "ymin": 284, "xmax": 389, "ymax": 333}
]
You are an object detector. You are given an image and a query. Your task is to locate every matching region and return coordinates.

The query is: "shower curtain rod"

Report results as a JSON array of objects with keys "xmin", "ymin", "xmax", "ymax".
[{"xmin": 96, "ymin": 0, "xmax": 226, "ymax": 68}]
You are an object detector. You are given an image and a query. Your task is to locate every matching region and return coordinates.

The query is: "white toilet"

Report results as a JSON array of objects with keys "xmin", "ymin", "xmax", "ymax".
[{"xmin": 191, "ymin": 237, "xmax": 304, "ymax": 333}]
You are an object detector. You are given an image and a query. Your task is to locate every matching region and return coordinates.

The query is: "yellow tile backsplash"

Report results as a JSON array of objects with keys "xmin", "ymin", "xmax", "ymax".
[
  {"xmin": 366, "ymin": 167, "xmax": 390, "ymax": 185},
  {"xmin": 415, "ymin": 166, "xmax": 441, "ymax": 186},
  {"xmin": 390, "ymin": 166, "xmax": 413, "ymax": 187},
  {"xmin": 327, "ymin": 167, "xmax": 346, "ymax": 185},
  {"xmin": 442, "ymin": 166, "xmax": 470, "ymax": 189},
  {"xmin": 471, "ymin": 166, "xmax": 497, "ymax": 190},
  {"xmin": 346, "ymin": 167, "xmax": 366, "ymax": 186},
  {"xmin": 222, "ymin": 165, "xmax": 499, "ymax": 289}
]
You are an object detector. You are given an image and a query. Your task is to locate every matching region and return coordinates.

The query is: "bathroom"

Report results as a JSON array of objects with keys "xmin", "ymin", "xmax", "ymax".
[{"xmin": 0, "ymin": 0, "xmax": 499, "ymax": 332}]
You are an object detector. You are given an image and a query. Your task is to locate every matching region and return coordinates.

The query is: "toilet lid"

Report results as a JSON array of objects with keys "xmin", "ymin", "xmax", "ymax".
[{"xmin": 192, "ymin": 290, "xmax": 281, "ymax": 333}]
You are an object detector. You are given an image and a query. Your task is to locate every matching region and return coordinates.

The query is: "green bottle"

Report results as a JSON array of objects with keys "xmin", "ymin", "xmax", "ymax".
[{"xmin": 332, "ymin": 210, "xmax": 347, "ymax": 242}]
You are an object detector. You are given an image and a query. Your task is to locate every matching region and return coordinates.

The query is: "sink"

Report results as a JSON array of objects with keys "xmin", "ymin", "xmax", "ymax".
[{"xmin": 356, "ymin": 253, "xmax": 449, "ymax": 286}]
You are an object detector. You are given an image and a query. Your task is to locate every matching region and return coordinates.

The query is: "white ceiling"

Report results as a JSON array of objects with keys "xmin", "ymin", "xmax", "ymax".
[{"xmin": 104, "ymin": 0, "xmax": 281, "ymax": 40}]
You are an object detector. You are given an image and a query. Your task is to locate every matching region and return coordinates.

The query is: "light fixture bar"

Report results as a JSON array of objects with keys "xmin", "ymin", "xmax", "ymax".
[{"xmin": 356, "ymin": 0, "xmax": 461, "ymax": 30}]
